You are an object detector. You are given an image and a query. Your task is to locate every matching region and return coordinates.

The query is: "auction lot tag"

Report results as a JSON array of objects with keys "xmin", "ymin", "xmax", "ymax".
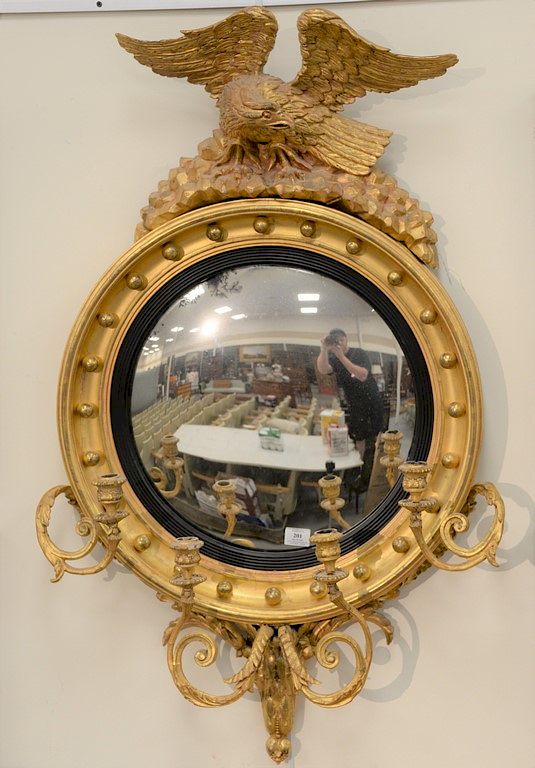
[{"xmin": 284, "ymin": 527, "xmax": 311, "ymax": 547}]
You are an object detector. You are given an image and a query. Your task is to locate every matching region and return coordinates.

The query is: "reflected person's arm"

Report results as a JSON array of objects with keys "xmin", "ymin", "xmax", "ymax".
[
  {"xmin": 331, "ymin": 347, "xmax": 369, "ymax": 382},
  {"xmin": 316, "ymin": 338, "xmax": 333, "ymax": 375}
]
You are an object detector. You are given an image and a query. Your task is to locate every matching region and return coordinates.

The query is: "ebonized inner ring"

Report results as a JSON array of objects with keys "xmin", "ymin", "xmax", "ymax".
[{"xmin": 111, "ymin": 245, "xmax": 433, "ymax": 570}]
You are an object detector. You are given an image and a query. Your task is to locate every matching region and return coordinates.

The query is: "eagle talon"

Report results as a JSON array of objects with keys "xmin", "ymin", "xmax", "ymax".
[
  {"xmin": 263, "ymin": 144, "xmax": 312, "ymax": 172},
  {"xmin": 118, "ymin": 7, "xmax": 457, "ymax": 263},
  {"xmin": 216, "ymin": 140, "xmax": 261, "ymax": 171}
]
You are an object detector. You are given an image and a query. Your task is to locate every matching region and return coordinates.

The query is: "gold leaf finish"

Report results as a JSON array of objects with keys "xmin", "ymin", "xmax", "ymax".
[
  {"xmin": 117, "ymin": 8, "xmax": 457, "ymax": 266},
  {"xmin": 51, "ymin": 199, "xmax": 486, "ymax": 622},
  {"xmin": 160, "ymin": 532, "xmax": 393, "ymax": 762},
  {"xmin": 36, "ymin": 478, "xmax": 127, "ymax": 582},
  {"xmin": 116, "ymin": 7, "xmax": 278, "ymax": 98},
  {"xmin": 34, "ymin": 7, "xmax": 507, "ymax": 760},
  {"xmin": 212, "ymin": 479, "xmax": 241, "ymax": 538},
  {"xmin": 293, "ymin": 9, "xmax": 457, "ymax": 105},
  {"xmin": 149, "ymin": 435, "xmax": 184, "ymax": 498},
  {"xmin": 399, "ymin": 463, "xmax": 505, "ymax": 571},
  {"xmin": 380, "ymin": 430, "xmax": 404, "ymax": 487}
]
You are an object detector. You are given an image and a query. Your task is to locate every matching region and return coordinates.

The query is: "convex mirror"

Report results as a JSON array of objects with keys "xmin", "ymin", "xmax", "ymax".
[{"xmin": 130, "ymin": 263, "xmax": 418, "ymax": 552}]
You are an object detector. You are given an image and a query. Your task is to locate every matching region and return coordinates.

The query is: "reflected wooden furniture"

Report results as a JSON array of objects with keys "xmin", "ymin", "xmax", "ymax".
[
  {"xmin": 175, "ymin": 382, "xmax": 192, "ymax": 400},
  {"xmin": 286, "ymin": 367, "xmax": 311, "ymax": 400},
  {"xmin": 252, "ymin": 379, "xmax": 293, "ymax": 403}
]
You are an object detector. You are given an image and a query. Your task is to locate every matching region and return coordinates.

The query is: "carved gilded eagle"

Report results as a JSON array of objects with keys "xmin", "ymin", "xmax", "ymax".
[{"xmin": 117, "ymin": 7, "xmax": 457, "ymax": 176}]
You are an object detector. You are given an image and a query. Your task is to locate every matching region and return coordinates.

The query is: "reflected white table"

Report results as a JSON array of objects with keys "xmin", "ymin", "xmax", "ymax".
[
  {"xmin": 175, "ymin": 424, "xmax": 362, "ymax": 472},
  {"xmin": 175, "ymin": 425, "xmax": 362, "ymax": 521}
]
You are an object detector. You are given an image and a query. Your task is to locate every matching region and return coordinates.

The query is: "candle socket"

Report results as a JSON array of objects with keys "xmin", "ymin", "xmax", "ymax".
[
  {"xmin": 310, "ymin": 528, "xmax": 348, "ymax": 594},
  {"xmin": 399, "ymin": 461, "xmax": 432, "ymax": 498},
  {"xmin": 212, "ymin": 478, "xmax": 241, "ymax": 538},
  {"xmin": 398, "ymin": 462, "xmax": 437, "ymax": 524},
  {"xmin": 318, "ymin": 473, "xmax": 350, "ymax": 530},
  {"xmin": 380, "ymin": 430, "xmax": 404, "ymax": 487},
  {"xmin": 93, "ymin": 473, "xmax": 128, "ymax": 538},
  {"xmin": 170, "ymin": 536, "xmax": 206, "ymax": 599},
  {"xmin": 161, "ymin": 434, "xmax": 181, "ymax": 461},
  {"xmin": 149, "ymin": 435, "xmax": 184, "ymax": 498}
]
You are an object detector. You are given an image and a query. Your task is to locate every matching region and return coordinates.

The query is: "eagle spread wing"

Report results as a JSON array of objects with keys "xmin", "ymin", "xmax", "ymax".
[
  {"xmin": 291, "ymin": 9, "xmax": 458, "ymax": 176},
  {"xmin": 292, "ymin": 8, "xmax": 458, "ymax": 109},
  {"xmin": 116, "ymin": 6, "xmax": 278, "ymax": 98}
]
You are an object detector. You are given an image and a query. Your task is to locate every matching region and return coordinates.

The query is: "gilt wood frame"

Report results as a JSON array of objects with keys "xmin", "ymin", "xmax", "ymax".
[{"xmin": 57, "ymin": 197, "xmax": 481, "ymax": 626}]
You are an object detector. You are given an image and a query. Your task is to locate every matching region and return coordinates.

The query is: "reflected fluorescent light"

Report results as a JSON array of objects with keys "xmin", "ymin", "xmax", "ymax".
[
  {"xmin": 143, "ymin": 347, "xmax": 150, "ymax": 351},
  {"xmin": 142, "ymin": 352, "xmax": 150, "ymax": 356},
  {"xmin": 184, "ymin": 285, "xmax": 205, "ymax": 303},
  {"xmin": 300, "ymin": 307, "xmax": 318, "ymax": 314},
  {"xmin": 165, "ymin": 338, "xmax": 174, "ymax": 343},
  {"xmin": 298, "ymin": 293, "xmax": 320, "ymax": 302},
  {"xmin": 214, "ymin": 306, "xmax": 232, "ymax": 314},
  {"xmin": 189, "ymin": 327, "xmax": 200, "ymax": 333},
  {"xmin": 148, "ymin": 335, "xmax": 159, "ymax": 341},
  {"xmin": 371, "ymin": 309, "xmax": 376, "ymax": 313},
  {"xmin": 170, "ymin": 326, "xmax": 184, "ymax": 333},
  {"xmin": 231, "ymin": 313, "xmax": 247, "ymax": 320},
  {"xmin": 201, "ymin": 320, "xmax": 219, "ymax": 337}
]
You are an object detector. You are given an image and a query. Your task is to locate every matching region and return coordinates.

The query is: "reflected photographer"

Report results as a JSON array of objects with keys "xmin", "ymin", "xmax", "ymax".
[{"xmin": 316, "ymin": 328, "xmax": 384, "ymax": 493}]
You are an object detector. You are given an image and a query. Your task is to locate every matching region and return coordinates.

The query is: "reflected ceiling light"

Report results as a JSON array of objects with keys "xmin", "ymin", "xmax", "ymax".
[
  {"xmin": 165, "ymin": 338, "xmax": 174, "ymax": 343},
  {"xmin": 170, "ymin": 326, "xmax": 184, "ymax": 333},
  {"xmin": 214, "ymin": 306, "xmax": 232, "ymax": 314},
  {"xmin": 189, "ymin": 327, "xmax": 200, "ymax": 333},
  {"xmin": 184, "ymin": 285, "xmax": 205, "ymax": 302},
  {"xmin": 298, "ymin": 293, "xmax": 320, "ymax": 301},
  {"xmin": 148, "ymin": 335, "xmax": 159, "ymax": 341},
  {"xmin": 143, "ymin": 347, "xmax": 150, "ymax": 351},
  {"xmin": 300, "ymin": 307, "xmax": 318, "ymax": 314},
  {"xmin": 201, "ymin": 320, "xmax": 219, "ymax": 336},
  {"xmin": 231, "ymin": 313, "xmax": 247, "ymax": 320}
]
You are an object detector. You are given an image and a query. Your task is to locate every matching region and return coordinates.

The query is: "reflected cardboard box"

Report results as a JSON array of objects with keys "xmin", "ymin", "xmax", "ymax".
[
  {"xmin": 258, "ymin": 426, "xmax": 284, "ymax": 452},
  {"xmin": 320, "ymin": 409, "xmax": 345, "ymax": 443}
]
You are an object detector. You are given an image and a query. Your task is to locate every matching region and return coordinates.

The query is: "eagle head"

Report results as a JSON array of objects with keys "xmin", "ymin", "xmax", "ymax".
[{"xmin": 218, "ymin": 74, "xmax": 293, "ymax": 143}]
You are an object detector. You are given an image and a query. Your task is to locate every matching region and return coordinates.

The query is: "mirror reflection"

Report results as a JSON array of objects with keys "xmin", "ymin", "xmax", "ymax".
[{"xmin": 131, "ymin": 266, "xmax": 415, "ymax": 550}]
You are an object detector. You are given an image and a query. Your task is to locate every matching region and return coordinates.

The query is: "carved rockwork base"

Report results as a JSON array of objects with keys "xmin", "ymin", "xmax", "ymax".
[{"xmin": 135, "ymin": 131, "xmax": 438, "ymax": 267}]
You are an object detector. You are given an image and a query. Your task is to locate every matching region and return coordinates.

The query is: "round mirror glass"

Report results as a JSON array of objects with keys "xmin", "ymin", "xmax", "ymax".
[{"xmin": 130, "ymin": 264, "xmax": 417, "ymax": 551}]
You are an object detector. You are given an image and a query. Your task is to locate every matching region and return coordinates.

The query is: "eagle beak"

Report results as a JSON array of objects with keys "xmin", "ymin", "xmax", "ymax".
[{"xmin": 269, "ymin": 117, "xmax": 293, "ymax": 130}]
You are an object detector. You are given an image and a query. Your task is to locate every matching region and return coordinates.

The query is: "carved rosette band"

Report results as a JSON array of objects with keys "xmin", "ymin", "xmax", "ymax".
[
  {"xmin": 35, "ymin": 474, "xmax": 128, "ymax": 582},
  {"xmin": 399, "ymin": 462, "xmax": 505, "ymax": 571}
]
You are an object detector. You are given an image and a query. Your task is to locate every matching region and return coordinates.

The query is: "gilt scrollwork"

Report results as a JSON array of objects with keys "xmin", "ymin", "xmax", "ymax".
[
  {"xmin": 164, "ymin": 606, "xmax": 274, "ymax": 707},
  {"xmin": 400, "ymin": 463, "xmax": 505, "ymax": 572},
  {"xmin": 149, "ymin": 434, "xmax": 184, "ymax": 498},
  {"xmin": 35, "ymin": 475, "xmax": 127, "ymax": 582},
  {"xmin": 162, "ymin": 529, "xmax": 393, "ymax": 762}
]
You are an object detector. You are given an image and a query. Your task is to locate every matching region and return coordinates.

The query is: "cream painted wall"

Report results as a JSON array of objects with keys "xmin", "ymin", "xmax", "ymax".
[{"xmin": 1, "ymin": 2, "xmax": 534, "ymax": 767}]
